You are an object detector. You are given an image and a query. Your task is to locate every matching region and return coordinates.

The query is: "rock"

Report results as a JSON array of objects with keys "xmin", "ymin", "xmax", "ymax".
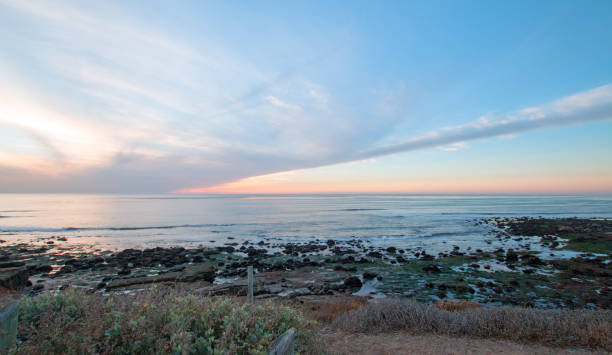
[
  {"xmin": 168, "ymin": 265, "xmax": 186, "ymax": 272},
  {"xmin": 334, "ymin": 265, "xmax": 357, "ymax": 272},
  {"xmin": 106, "ymin": 264, "xmax": 215, "ymax": 290},
  {"xmin": 0, "ymin": 261, "xmax": 25, "ymax": 268},
  {"xmin": 33, "ymin": 265, "xmax": 53, "ymax": 275},
  {"xmin": 118, "ymin": 268, "xmax": 131, "ymax": 276},
  {"xmin": 0, "ymin": 267, "xmax": 29, "ymax": 290},
  {"xmin": 455, "ymin": 285, "xmax": 475, "ymax": 294},
  {"xmin": 362, "ymin": 272, "xmax": 377, "ymax": 280},
  {"xmin": 521, "ymin": 255, "xmax": 544, "ymax": 266},
  {"xmin": 177, "ymin": 264, "xmax": 215, "ymax": 282},
  {"xmin": 341, "ymin": 256, "xmax": 356, "ymax": 263},
  {"xmin": 506, "ymin": 250, "xmax": 519, "ymax": 262},
  {"xmin": 419, "ymin": 253, "xmax": 435, "ymax": 261},
  {"xmin": 366, "ymin": 251, "xmax": 382, "ymax": 258},
  {"xmin": 344, "ymin": 276, "xmax": 362, "ymax": 288},
  {"xmin": 246, "ymin": 247, "xmax": 268, "ymax": 258},
  {"xmin": 386, "ymin": 247, "xmax": 397, "ymax": 253},
  {"xmin": 106, "ymin": 273, "xmax": 178, "ymax": 289},
  {"xmin": 422, "ymin": 265, "xmax": 441, "ymax": 273}
]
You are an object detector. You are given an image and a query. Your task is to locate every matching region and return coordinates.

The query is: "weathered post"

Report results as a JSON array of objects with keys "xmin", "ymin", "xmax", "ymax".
[
  {"xmin": 247, "ymin": 265, "xmax": 254, "ymax": 303},
  {"xmin": 267, "ymin": 328, "xmax": 296, "ymax": 355},
  {"xmin": 0, "ymin": 300, "xmax": 19, "ymax": 351}
]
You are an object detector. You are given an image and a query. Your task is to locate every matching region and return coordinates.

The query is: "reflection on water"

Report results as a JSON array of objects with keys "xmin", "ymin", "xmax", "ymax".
[{"xmin": 0, "ymin": 194, "xmax": 611, "ymax": 250}]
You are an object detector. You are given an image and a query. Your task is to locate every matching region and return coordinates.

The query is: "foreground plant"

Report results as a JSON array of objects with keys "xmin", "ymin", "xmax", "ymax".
[{"xmin": 12, "ymin": 288, "xmax": 319, "ymax": 354}]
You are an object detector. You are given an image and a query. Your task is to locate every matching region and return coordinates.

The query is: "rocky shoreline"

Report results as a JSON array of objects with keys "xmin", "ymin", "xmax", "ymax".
[{"xmin": 1, "ymin": 217, "xmax": 610, "ymax": 309}]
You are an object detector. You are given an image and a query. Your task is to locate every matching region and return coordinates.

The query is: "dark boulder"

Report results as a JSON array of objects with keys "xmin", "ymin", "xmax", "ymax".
[
  {"xmin": 344, "ymin": 276, "xmax": 363, "ymax": 288},
  {"xmin": 521, "ymin": 255, "xmax": 544, "ymax": 266},
  {"xmin": 0, "ymin": 261, "xmax": 25, "ymax": 268},
  {"xmin": 419, "ymin": 253, "xmax": 435, "ymax": 261},
  {"xmin": 422, "ymin": 264, "xmax": 441, "ymax": 273},
  {"xmin": 362, "ymin": 272, "xmax": 377, "ymax": 280},
  {"xmin": 366, "ymin": 251, "xmax": 382, "ymax": 258},
  {"xmin": 334, "ymin": 265, "xmax": 357, "ymax": 272},
  {"xmin": 506, "ymin": 250, "xmax": 519, "ymax": 262}
]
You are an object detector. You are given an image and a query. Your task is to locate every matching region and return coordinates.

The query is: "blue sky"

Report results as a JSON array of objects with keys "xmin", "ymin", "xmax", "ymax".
[{"xmin": 0, "ymin": 0, "xmax": 611, "ymax": 193}]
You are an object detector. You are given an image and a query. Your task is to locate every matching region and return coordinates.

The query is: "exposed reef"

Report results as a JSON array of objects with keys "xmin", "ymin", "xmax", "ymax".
[{"xmin": 1, "ymin": 217, "xmax": 610, "ymax": 309}]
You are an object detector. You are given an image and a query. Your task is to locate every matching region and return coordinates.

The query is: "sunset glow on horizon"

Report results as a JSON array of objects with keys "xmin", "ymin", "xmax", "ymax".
[
  {"xmin": 1, "ymin": 0, "xmax": 612, "ymax": 194},
  {"xmin": 176, "ymin": 166, "xmax": 612, "ymax": 195}
]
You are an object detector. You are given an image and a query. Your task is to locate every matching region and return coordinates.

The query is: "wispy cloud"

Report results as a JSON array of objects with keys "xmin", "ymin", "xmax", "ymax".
[
  {"xmin": 0, "ymin": 1, "xmax": 610, "ymax": 193},
  {"xmin": 355, "ymin": 85, "xmax": 612, "ymax": 160},
  {"xmin": 265, "ymin": 96, "xmax": 302, "ymax": 111}
]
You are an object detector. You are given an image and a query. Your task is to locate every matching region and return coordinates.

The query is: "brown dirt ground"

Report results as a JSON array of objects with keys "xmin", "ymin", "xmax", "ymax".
[{"xmin": 320, "ymin": 331, "xmax": 605, "ymax": 355}]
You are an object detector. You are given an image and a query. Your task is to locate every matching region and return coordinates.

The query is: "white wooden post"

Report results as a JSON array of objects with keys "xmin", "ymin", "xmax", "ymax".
[
  {"xmin": 267, "ymin": 328, "xmax": 296, "ymax": 355},
  {"xmin": 247, "ymin": 265, "xmax": 254, "ymax": 303},
  {"xmin": 0, "ymin": 301, "xmax": 19, "ymax": 351}
]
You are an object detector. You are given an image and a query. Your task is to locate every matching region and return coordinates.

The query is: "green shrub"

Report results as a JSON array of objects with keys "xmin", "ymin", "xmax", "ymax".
[{"xmin": 12, "ymin": 288, "xmax": 319, "ymax": 354}]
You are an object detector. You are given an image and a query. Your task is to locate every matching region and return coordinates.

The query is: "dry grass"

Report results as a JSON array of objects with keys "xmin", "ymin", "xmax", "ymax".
[
  {"xmin": 321, "ymin": 331, "xmax": 600, "ymax": 355},
  {"xmin": 288, "ymin": 296, "xmax": 369, "ymax": 324},
  {"xmin": 331, "ymin": 298, "xmax": 612, "ymax": 350},
  {"xmin": 435, "ymin": 300, "xmax": 482, "ymax": 312}
]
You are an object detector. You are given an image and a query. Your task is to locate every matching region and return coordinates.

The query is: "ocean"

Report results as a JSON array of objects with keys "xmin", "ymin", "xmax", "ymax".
[{"xmin": 1, "ymin": 194, "xmax": 611, "ymax": 252}]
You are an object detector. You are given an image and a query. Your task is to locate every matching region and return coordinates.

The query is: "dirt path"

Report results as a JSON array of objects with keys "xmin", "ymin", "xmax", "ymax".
[{"xmin": 321, "ymin": 331, "xmax": 603, "ymax": 355}]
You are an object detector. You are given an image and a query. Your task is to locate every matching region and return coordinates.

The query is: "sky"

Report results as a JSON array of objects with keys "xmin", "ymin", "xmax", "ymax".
[{"xmin": 0, "ymin": 0, "xmax": 611, "ymax": 194}]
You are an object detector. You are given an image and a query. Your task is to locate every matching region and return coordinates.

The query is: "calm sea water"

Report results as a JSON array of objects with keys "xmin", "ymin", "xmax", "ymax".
[{"xmin": 1, "ymin": 194, "xmax": 611, "ymax": 251}]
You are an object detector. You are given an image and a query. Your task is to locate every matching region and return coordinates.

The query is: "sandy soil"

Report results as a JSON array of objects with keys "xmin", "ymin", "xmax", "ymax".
[{"xmin": 321, "ymin": 331, "xmax": 604, "ymax": 355}]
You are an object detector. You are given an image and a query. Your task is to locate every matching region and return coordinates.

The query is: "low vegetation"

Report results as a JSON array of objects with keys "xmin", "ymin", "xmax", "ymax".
[
  {"xmin": 285, "ymin": 296, "xmax": 369, "ymax": 324},
  {"xmin": 11, "ymin": 287, "xmax": 320, "ymax": 354},
  {"xmin": 8, "ymin": 286, "xmax": 611, "ymax": 353},
  {"xmin": 434, "ymin": 300, "xmax": 481, "ymax": 312},
  {"xmin": 331, "ymin": 298, "xmax": 612, "ymax": 350}
]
